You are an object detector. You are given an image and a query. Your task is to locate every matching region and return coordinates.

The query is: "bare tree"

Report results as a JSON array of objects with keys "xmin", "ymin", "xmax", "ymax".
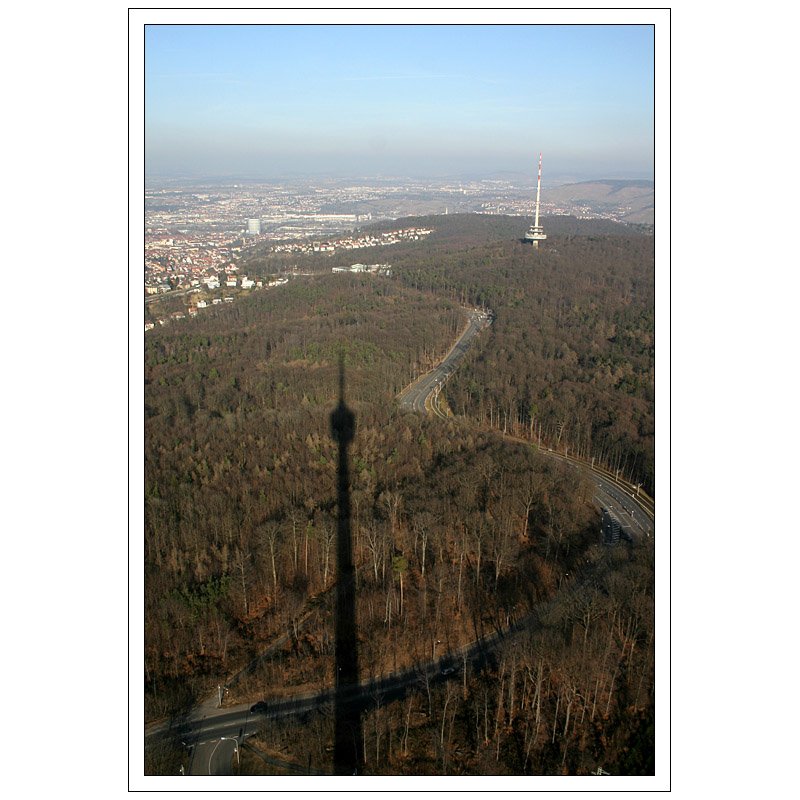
[
  {"xmin": 259, "ymin": 522, "xmax": 283, "ymax": 597},
  {"xmin": 287, "ymin": 506, "xmax": 305, "ymax": 575},
  {"xmin": 232, "ymin": 547, "xmax": 250, "ymax": 617},
  {"xmin": 412, "ymin": 512, "xmax": 432, "ymax": 579},
  {"xmin": 320, "ymin": 521, "xmax": 336, "ymax": 588},
  {"xmin": 379, "ymin": 488, "xmax": 403, "ymax": 544},
  {"xmin": 363, "ymin": 521, "xmax": 384, "ymax": 584}
]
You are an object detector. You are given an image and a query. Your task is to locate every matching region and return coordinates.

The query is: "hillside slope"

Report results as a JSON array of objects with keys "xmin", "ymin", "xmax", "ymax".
[{"xmin": 547, "ymin": 180, "xmax": 654, "ymax": 224}]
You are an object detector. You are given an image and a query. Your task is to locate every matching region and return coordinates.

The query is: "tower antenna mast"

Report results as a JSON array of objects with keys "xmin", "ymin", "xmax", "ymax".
[
  {"xmin": 524, "ymin": 152, "xmax": 547, "ymax": 248},
  {"xmin": 534, "ymin": 152, "xmax": 543, "ymax": 230}
]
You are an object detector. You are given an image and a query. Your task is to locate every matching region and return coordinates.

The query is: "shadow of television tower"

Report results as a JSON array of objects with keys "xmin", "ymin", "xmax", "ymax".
[{"xmin": 330, "ymin": 356, "xmax": 364, "ymax": 775}]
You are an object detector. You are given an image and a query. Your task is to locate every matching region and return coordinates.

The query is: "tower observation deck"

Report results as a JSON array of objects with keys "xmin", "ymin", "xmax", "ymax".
[{"xmin": 524, "ymin": 152, "xmax": 547, "ymax": 248}]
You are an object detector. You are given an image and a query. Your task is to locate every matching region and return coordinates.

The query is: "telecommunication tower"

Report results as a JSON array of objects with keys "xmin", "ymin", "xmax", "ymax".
[{"xmin": 524, "ymin": 153, "xmax": 547, "ymax": 247}]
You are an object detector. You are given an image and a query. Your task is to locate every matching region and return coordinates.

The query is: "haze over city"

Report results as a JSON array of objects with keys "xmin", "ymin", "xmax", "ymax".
[{"xmin": 145, "ymin": 23, "xmax": 654, "ymax": 181}]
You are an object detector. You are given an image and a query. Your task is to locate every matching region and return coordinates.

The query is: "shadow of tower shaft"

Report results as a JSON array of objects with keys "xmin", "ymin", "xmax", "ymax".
[{"xmin": 330, "ymin": 359, "xmax": 364, "ymax": 775}]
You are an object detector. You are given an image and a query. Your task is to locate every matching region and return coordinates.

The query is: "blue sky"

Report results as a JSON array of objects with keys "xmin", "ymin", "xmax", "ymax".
[{"xmin": 145, "ymin": 24, "xmax": 654, "ymax": 180}]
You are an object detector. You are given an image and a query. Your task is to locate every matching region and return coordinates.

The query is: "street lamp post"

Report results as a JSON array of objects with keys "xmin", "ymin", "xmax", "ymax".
[
  {"xmin": 217, "ymin": 685, "xmax": 229, "ymax": 708},
  {"xmin": 220, "ymin": 737, "xmax": 240, "ymax": 767}
]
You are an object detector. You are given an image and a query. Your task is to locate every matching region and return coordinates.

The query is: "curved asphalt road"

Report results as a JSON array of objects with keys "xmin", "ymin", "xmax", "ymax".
[
  {"xmin": 150, "ymin": 616, "xmax": 524, "ymax": 776},
  {"xmin": 544, "ymin": 451, "xmax": 654, "ymax": 540},
  {"xmin": 397, "ymin": 309, "xmax": 492, "ymax": 413}
]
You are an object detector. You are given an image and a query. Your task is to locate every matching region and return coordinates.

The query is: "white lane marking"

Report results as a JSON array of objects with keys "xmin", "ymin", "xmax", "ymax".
[{"xmin": 208, "ymin": 739, "xmax": 223, "ymax": 774}]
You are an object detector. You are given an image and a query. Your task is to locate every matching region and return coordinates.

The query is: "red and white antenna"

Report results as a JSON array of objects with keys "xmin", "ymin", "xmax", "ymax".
[
  {"xmin": 524, "ymin": 152, "xmax": 546, "ymax": 246},
  {"xmin": 534, "ymin": 152, "xmax": 543, "ymax": 230}
]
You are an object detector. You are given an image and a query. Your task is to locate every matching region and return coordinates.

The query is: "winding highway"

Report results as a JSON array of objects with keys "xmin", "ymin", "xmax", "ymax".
[
  {"xmin": 545, "ymin": 451, "xmax": 654, "ymax": 540},
  {"xmin": 397, "ymin": 308, "xmax": 492, "ymax": 415},
  {"xmin": 397, "ymin": 306, "xmax": 654, "ymax": 540}
]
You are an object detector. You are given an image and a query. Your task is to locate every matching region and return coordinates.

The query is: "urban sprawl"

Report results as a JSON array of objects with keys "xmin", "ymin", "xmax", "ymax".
[{"xmin": 144, "ymin": 176, "xmax": 640, "ymax": 331}]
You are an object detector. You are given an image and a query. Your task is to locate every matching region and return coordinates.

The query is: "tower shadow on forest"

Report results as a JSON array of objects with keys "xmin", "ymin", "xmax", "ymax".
[{"xmin": 330, "ymin": 357, "xmax": 364, "ymax": 775}]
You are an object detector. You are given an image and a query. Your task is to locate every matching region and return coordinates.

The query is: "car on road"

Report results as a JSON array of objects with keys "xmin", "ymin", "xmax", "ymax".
[
  {"xmin": 250, "ymin": 701, "xmax": 268, "ymax": 714},
  {"xmin": 441, "ymin": 666, "xmax": 457, "ymax": 676}
]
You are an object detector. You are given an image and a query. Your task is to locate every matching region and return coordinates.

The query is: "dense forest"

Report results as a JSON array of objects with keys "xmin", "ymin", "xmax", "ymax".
[
  {"xmin": 144, "ymin": 214, "xmax": 655, "ymax": 775},
  {"xmin": 243, "ymin": 214, "xmax": 654, "ymax": 490},
  {"xmin": 391, "ymin": 226, "xmax": 655, "ymax": 494}
]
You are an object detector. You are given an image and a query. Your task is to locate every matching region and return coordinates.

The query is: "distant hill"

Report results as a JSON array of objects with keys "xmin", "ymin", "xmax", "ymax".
[
  {"xmin": 546, "ymin": 180, "xmax": 654, "ymax": 224},
  {"xmin": 358, "ymin": 213, "xmax": 642, "ymax": 244}
]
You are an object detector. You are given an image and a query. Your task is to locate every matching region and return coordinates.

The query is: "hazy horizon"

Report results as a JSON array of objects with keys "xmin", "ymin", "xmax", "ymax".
[
  {"xmin": 145, "ymin": 24, "xmax": 654, "ymax": 182},
  {"xmin": 144, "ymin": 167, "xmax": 655, "ymax": 185}
]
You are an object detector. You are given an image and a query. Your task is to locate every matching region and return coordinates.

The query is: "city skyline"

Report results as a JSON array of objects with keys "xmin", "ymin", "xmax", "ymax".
[{"xmin": 145, "ymin": 23, "xmax": 655, "ymax": 181}]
